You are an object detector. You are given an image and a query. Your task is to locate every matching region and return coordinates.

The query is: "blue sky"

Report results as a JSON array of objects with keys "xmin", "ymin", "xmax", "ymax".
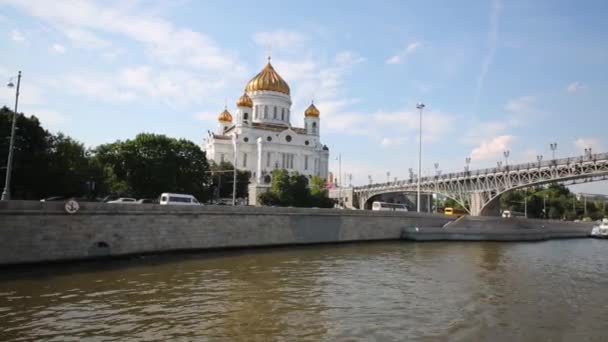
[{"xmin": 1, "ymin": 0, "xmax": 607, "ymax": 192}]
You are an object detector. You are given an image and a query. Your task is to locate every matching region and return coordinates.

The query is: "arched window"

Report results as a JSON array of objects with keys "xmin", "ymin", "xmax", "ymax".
[
  {"xmin": 281, "ymin": 108, "xmax": 285, "ymax": 121},
  {"xmin": 254, "ymin": 106, "xmax": 258, "ymax": 119},
  {"xmin": 273, "ymin": 106, "xmax": 277, "ymax": 119},
  {"xmin": 264, "ymin": 105, "xmax": 268, "ymax": 119},
  {"xmin": 312, "ymin": 121, "xmax": 317, "ymax": 134},
  {"xmin": 243, "ymin": 112, "xmax": 249, "ymax": 120}
]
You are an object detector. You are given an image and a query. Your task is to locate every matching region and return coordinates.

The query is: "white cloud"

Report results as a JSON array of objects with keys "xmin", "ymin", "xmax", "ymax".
[
  {"xmin": 385, "ymin": 41, "xmax": 422, "ymax": 65},
  {"xmin": 5, "ymin": 0, "xmax": 244, "ymax": 72},
  {"xmin": 470, "ymin": 135, "xmax": 513, "ymax": 160},
  {"xmin": 30, "ymin": 109, "xmax": 68, "ymax": 126},
  {"xmin": 10, "ymin": 29, "xmax": 25, "ymax": 42},
  {"xmin": 405, "ymin": 42, "xmax": 422, "ymax": 54},
  {"xmin": 567, "ymin": 81, "xmax": 586, "ymax": 93},
  {"xmin": 380, "ymin": 137, "xmax": 407, "ymax": 147},
  {"xmin": 574, "ymin": 138, "xmax": 601, "ymax": 153},
  {"xmin": 473, "ymin": 0, "xmax": 502, "ymax": 111},
  {"xmin": 385, "ymin": 55, "xmax": 401, "ymax": 65},
  {"xmin": 51, "ymin": 43, "xmax": 66, "ymax": 54},
  {"xmin": 253, "ymin": 30, "xmax": 307, "ymax": 48},
  {"xmin": 64, "ymin": 28, "xmax": 111, "ymax": 49},
  {"xmin": 194, "ymin": 111, "xmax": 217, "ymax": 122}
]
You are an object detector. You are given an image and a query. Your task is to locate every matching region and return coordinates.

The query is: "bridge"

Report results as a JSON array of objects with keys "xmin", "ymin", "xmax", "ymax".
[{"xmin": 335, "ymin": 152, "xmax": 608, "ymax": 216}]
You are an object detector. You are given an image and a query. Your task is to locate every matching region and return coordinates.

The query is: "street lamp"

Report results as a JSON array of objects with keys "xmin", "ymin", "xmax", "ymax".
[
  {"xmin": 497, "ymin": 161, "xmax": 503, "ymax": 169},
  {"xmin": 503, "ymin": 150, "xmax": 510, "ymax": 167},
  {"xmin": 386, "ymin": 171, "xmax": 390, "ymax": 183},
  {"xmin": 537, "ymin": 155, "xmax": 543, "ymax": 167},
  {"xmin": 550, "ymin": 142, "xmax": 557, "ymax": 160},
  {"xmin": 416, "ymin": 102, "xmax": 425, "ymax": 213},
  {"xmin": 434, "ymin": 163, "xmax": 439, "ymax": 175},
  {"xmin": 1, "ymin": 71, "xmax": 21, "ymax": 201},
  {"xmin": 368, "ymin": 174, "xmax": 372, "ymax": 185},
  {"xmin": 584, "ymin": 148, "xmax": 593, "ymax": 159},
  {"xmin": 465, "ymin": 157, "xmax": 471, "ymax": 172},
  {"xmin": 231, "ymin": 134, "xmax": 238, "ymax": 206}
]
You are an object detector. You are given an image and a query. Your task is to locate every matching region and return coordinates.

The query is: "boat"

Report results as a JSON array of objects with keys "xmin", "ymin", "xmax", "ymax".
[{"xmin": 590, "ymin": 219, "xmax": 608, "ymax": 238}]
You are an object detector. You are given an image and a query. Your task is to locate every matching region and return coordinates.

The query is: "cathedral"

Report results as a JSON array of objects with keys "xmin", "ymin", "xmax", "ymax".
[{"xmin": 203, "ymin": 57, "xmax": 330, "ymax": 203}]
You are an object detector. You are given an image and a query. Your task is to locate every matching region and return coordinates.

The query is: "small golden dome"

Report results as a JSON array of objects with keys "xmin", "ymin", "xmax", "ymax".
[
  {"xmin": 304, "ymin": 103, "xmax": 320, "ymax": 117},
  {"xmin": 218, "ymin": 108, "xmax": 233, "ymax": 122},
  {"xmin": 245, "ymin": 61, "xmax": 290, "ymax": 95},
  {"xmin": 236, "ymin": 92, "xmax": 253, "ymax": 107}
]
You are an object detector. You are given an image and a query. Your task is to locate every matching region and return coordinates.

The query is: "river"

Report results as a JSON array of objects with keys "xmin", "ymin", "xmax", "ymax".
[{"xmin": 1, "ymin": 240, "xmax": 607, "ymax": 341}]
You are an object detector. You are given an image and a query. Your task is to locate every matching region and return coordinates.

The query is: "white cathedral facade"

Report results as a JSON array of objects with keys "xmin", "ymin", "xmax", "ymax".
[{"xmin": 203, "ymin": 58, "xmax": 330, "ymax": 202}]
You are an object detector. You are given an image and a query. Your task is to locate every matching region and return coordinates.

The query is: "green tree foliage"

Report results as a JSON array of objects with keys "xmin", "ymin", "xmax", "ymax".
[
  {"xmin": 0, "ymin": 107, "xmax": 96, "ymax": 199},
  {"xmin": 258, "ymin": 169, "xmax": 334, "ymax": 208},
  {"xmin": 499, "ymin": 183, "xmax": 606, "ymax": 221},
  {"xmin": 92, "ymin": 133, "xmax": 210, "ymax": 200},
  {"xmin": 209, "ymin": 161, "xmax": 250, "ymax": 201}
]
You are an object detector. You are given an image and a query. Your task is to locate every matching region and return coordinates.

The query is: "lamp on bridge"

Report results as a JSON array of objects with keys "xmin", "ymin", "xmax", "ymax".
[
  {"xmin": 497, "ymin": 161, "xmax": 503, "ymax": 170},
  {"xmin": 503, "ymin": 150, "xmax": 510, "ymax": 167},
  {"xmin": 465, "ymin": 157, "xmax": 471, "ymax": 172},
  {"xmin": 585, "ymin": 148, "xmax": 593, "ymax": 159},
  {"xmin": 416, "ymin": 102, "xmax": 425, "ymax": 213},
  {"xmin": 550, "ymin": 143, "xmax": 558, "ymax": 160}
]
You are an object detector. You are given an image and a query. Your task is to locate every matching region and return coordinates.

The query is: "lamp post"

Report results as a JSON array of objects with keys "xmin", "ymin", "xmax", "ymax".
[
  {"xmin": 497, "ymin": 161, "xmax": 502, "ymax": 169},
  {"xmin": 416, "ymin": 102, "xmax": 425, "ymax": 213},
  {"xmin": 1, "ymin": 71, "xmax": 21, "ymax": 201},
  {"xmin": 543, "ymin": 195, "xmax": 548, "ymax": 219},
  {"xmin": 465, "ymin": 157, "xmax": 471, "ymax": 172},
  {"xmin": 336, "ymin": 153, "xmax": 342, "ymax": 207},
  {"xmin": 386, "ymin": 171, "xmax": 390, "ymax": 184},
  {"xmin": 550, "ymin": 142, "xmax": 557, "ymax": 160},
  {"xmin": 584, "ymin": 148, "xmax": 593, "ymax": 159},
  {"xmin": 503, "ymin": 150, "xmax": 510, "ymax": 167},
  {"xmin": 231, "ymin": 134, "xmax": 238, "ymax": 206},
  {"xmin": 368, "ymin": 174, "xmax": 372, "ymax": 185},
  {"xmin": 537, "ymin": 155, "xmax": 543, "ymax": 167}
]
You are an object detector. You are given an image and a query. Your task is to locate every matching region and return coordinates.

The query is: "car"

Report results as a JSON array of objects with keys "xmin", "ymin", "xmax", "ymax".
[
  {"xmin": 40, "ymin": 196, "xmax": 66, "ymax": 202},
  {"xmin": 106, "ymin": 198, "xmax": 138, "ymax": 204},
  {"xmin": 137, "ymin": 198, "xmax": 157, "ymax": 204},
  {"xmin": 159, "ymin": 193, "xmax": 201, "ymax": 206}
]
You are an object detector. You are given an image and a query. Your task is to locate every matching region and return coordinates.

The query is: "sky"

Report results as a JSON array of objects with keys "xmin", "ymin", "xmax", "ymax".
[{"xmin": 1, "ymin": 0, "xmax": 607, "ymax": 192}]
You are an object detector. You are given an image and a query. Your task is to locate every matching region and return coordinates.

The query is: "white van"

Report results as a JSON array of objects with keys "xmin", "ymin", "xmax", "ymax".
[
  {"xmin": 159, "ymin": 193, "xmax": 201, "ymax": 206},
  {"xmin": 372, "ymin": 201, "xmax": 408, "ymax": 211}
]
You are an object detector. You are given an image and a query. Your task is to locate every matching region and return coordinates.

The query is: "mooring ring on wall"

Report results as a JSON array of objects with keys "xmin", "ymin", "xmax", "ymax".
[{"xmin": 64, "ymin": 199, "xmax": 80, "ymax": 214}]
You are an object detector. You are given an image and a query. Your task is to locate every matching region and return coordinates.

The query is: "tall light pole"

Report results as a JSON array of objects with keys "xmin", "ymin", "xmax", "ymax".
[
  {"xmin": 497, "ymin": 161, "xmax": 502, "ymax": 169},
  {"xmin": 336, "ymin": 153, "xmax": 342, "ymax": 207},
  {"xmin": 503, "ymin": 150, "xmax": 510, "ymax": 167},
  {"xmin": 550, "ymin": 142, "xmax": 557, "ymax": 160},
  {"xmin": 231, "ymin": 134, "xmax": 238, "ymax": 206},
  {"xmin": 2, "ymin": 71, "xmax": 21, "ymax": 201},
  {"xmin": 368, "ymin": 174, "xmax": 372, "ymax": 185},
  {"xmin": 585, "ymin": 148, "xmax": 593, "ymax": 159},
  {"xmin": 386, "ymin": 171, "xmax": 390, "ymax": 183},
  {"xmin": 465, "ymin": 157, "xmax": 471, "ymax": 172},
  {"xmin": 416, "ymin": 102, "xmax": 425, "ymax": 212}
]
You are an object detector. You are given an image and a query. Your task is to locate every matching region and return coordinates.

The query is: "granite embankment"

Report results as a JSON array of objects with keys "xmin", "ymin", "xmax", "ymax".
[
  {"xmin": 0, "ymin": 201, "xmax": 596, "ymax": 265},
  {"xmin": 0, "ymin": 201, "xmax": 451, "ymax": 265},
  {"xmin": 401, "ymin": 215, "xmax": 594, "ymax": 241}
]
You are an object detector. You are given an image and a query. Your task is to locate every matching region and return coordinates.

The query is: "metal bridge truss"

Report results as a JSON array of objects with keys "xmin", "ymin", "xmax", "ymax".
[{"xmin": 354, "ymin": 152, "xmax": 608, "ymax": 215}]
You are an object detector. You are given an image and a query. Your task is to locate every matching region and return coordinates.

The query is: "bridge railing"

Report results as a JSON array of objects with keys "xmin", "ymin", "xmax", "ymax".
[{"xmin": 356, "ymin": 152, "xmax": 608, "ymax": 191}]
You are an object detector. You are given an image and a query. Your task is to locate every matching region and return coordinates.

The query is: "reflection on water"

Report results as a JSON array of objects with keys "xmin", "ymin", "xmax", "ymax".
[{"xmin": 1, "ymin": 240, "xmax": 608, "ymax": 341}]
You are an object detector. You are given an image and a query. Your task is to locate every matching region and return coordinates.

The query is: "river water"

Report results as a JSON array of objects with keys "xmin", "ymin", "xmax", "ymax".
[{"xmin": 1, "ymin": 240, "xmax": 607, "ymax": 341}]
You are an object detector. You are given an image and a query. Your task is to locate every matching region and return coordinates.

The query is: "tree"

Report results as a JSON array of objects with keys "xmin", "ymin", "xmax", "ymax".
[
  {"xmin": 209, "ymin": 161, "xmax": 250, "ymax": 201},
  {"xmin": 258, "ymin": 169, "xmax": 334, "ymax": 208},
  {"xmin": 92, "ymin": 133, "xmax": 210, "ymax": 200},
  {"xmin": 0, "ymin": 107, "xmax": 52, "ymax": 199}
]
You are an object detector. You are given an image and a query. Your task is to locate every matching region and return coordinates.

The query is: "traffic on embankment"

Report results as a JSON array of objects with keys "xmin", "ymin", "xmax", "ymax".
[{"xmin": 0, "ymin": 200, "xmax": 599, "ymax": 266}]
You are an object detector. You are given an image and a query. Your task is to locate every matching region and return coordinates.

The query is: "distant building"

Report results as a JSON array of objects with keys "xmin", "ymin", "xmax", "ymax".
[
  {"xmin": 576, "ymin": 193, "xmax": 608, "ymax": 202},
  {"xmin": 203, "ymin": 57, "xmax": 330, "ymax": 204}
]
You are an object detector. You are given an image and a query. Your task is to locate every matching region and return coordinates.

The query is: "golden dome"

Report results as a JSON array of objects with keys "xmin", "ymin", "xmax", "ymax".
[
  {"xmin": 236, "ymin": 92, "xmax": 253, "ymax": 107},
  {"xmin": 304, "ymin": 103, "xmax": 320, "ymax": 117},
  {"xmin": 218, "ymin": 108, "xmax": 232, "ymax": 122},
  {"xmin": 245, "ymin": 61, "xmax": 290, "ymax": 95}
]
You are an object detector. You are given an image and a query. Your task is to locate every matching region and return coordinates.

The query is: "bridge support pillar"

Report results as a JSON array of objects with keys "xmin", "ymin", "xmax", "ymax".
[{"xmin": 470, "ymin": 192, "xmax": 500, "ymax": 216}]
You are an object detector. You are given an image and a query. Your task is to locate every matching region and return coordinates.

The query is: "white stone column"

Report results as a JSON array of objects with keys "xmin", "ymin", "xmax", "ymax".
[{"xmin": 257, "ymin": 137, "xmax": 263, "ymax": 184}]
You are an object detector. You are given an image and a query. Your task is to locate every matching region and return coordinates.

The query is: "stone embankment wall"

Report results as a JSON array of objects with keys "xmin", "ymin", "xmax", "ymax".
[
  {"xmin": 401, "ymin": 216, "xmax": 595, "ymax": 241},
  {"xmin": 0, "ymin": 201, "xmax": 451, "ymax": 265}
]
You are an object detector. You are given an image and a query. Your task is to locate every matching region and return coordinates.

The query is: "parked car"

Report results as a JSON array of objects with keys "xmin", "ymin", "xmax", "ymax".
[
  {"xmin": 40, "ymin": 196, "xmax": 66, "ymax": 202},
  {"xmin": 137, "ymin": 198, "xmax": 157, "ymax": 204},
  {"xmin": 159, "ymin": 193, "xmax": 201, "ymax": 206},
  {"xmin": 106, "ymin": 198, "xmax": 138, "ymax": 204}
]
